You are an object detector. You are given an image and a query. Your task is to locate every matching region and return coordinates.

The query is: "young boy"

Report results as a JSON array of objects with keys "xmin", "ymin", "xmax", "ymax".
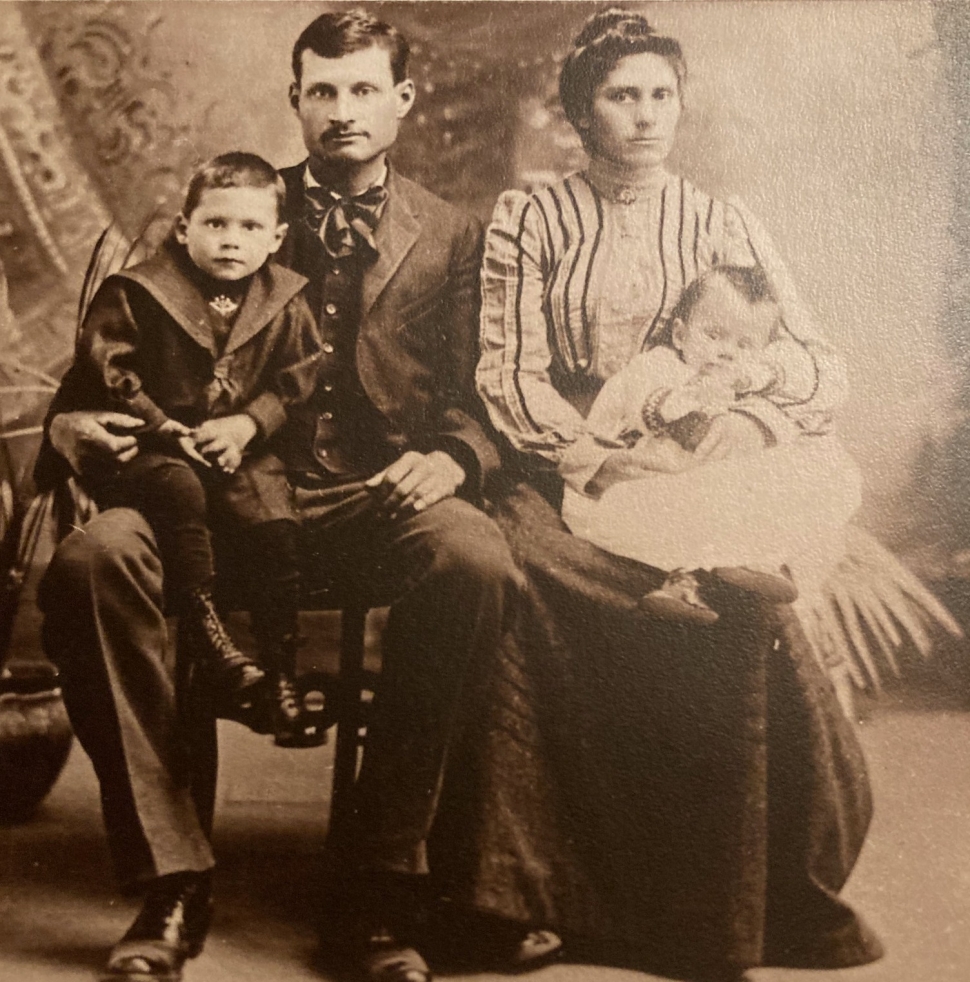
[
  {"xmin": 562, "ymin": 265, "xmax": 862, "ymax": 623},
  {"xmin": 72, "ymin": 152, "xmax": 324, "ymax": 746}
]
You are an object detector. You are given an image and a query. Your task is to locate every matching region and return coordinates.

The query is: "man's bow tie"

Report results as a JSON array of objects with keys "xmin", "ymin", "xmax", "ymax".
[{"xmin": 304, "ymin": 185, "xmax": 388, "ymax": 260}]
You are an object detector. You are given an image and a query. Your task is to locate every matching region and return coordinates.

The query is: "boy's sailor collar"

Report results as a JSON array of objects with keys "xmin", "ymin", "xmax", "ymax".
[{"xmin": 114, "ymin": 239, "xmax": 308, "ymax": 356}]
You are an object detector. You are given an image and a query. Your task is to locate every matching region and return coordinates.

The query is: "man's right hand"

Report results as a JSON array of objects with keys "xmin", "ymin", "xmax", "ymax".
[{"xmin": 48, "ymin": 411, "xmax": 144, "ymax": 475}]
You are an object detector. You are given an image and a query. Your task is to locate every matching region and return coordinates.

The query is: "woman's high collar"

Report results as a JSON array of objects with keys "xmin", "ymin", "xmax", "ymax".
[{"xmin": 585, "ymin": 158, "xmax": 670, "ymax": 203}]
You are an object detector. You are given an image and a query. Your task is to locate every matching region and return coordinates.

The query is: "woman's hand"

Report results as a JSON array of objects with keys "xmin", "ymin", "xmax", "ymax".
[
  {"xmin": 49, "ymin": 411, "xmax": 144, "ymax": 475},
  {"xmin": 692, "ymin": 411, "xmax": 768, "ymax": 462},
  {"xmin": 587, "ymin": 439, "xmax": 695, "ymax": 497}
]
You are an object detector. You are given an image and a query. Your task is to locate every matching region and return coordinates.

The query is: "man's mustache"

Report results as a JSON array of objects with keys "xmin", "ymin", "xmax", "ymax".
[{"xmin": 320, "ymin": 126, "xmax": 369, "ymax": 140}]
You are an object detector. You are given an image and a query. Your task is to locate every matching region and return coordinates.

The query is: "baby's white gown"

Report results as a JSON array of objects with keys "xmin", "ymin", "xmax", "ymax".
[{"xmin": 562, "ymin": 435, "xmax": 862, "ymax": 592}]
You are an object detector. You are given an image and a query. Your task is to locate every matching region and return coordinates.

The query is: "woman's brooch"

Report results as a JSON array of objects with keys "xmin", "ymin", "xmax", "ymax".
[{"xmin": 615, "ymin": 187, "xmax": 638, "ymax": 205}]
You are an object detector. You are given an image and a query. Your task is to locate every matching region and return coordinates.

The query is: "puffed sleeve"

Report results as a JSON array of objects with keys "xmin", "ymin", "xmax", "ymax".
[
  {"xmin": 478, "ymin": 190, "xmax": 603, "ymax": 490},
  {"xmin": 712, "ymin": 199, "xmax": 848, "ymax": 437}
]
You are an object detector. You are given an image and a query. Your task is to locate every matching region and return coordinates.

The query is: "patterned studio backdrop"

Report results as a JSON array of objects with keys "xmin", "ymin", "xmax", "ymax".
[{"xmin": 2, "ymin": 1, "xmax": 970, "ymax": 581}]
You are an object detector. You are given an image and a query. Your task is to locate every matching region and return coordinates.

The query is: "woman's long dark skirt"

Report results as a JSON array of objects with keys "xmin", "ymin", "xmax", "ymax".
[{"xmin": 431, "ymin": 476, "xmax": 883, "ymax": 977}]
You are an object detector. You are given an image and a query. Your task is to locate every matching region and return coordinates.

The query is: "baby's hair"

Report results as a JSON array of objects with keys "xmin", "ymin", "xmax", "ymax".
[
  {"xmin": 182, "ymin": 152, "xmax": 286, "ymax": 221},
  {"xmin": 654, "ymin": 266, "xmax": 779, "ymax": 347},
  {"xmin": 672, "ymin": 265, "xmax": 776, "ymax": 323},
  {"xmin": 559, "ymin": 8, "xmax": 686, "ymax": 134}
]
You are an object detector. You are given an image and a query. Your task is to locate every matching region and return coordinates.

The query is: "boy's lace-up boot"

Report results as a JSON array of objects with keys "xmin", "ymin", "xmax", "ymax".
[{"xmin": 183, "ymin": 588, "xmax": 265, "ymax": 707}]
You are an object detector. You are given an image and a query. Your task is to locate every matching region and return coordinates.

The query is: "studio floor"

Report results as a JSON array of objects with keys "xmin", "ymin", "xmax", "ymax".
[{"xmin": 2, "ymin": 695, "xmax": 969, "ymax": 982}]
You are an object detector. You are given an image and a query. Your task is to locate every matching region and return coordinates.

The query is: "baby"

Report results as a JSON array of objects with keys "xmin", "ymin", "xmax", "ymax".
[
  {"xmin": 562, "ymin": 265, "xmax": 861, "ymax": 623},
  {"xmin": 70, "ymin": 152, "xmax": 324, "ymax": 745}
]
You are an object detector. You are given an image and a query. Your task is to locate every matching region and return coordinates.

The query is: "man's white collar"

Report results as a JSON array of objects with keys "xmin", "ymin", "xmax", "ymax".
[{"xmin": 303, "ymin": 163, "xmax": 388, "ymax": 198}]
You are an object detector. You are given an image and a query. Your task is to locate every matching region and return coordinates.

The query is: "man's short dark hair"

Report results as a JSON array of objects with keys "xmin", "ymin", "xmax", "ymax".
[
  {"xmin": 292, "ymin": 9, "xmax": 410, "ymax": 86},
  {"xmin": 182, "ymin": 151, "xmax": 285, "ymax": 220}
]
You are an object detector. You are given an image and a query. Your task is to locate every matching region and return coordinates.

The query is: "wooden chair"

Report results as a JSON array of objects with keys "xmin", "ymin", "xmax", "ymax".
[{"xmin": 300, "ymin": 592, "xmax": 384, "ymax": 836}]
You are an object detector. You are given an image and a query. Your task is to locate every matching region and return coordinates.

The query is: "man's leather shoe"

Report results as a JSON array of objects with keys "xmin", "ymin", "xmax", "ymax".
[{"xmin": 102, "ymin": 872, "xmax": 212, "ymax": 981}]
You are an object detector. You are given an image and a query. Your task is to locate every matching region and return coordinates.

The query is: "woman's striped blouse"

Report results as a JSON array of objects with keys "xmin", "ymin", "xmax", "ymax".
[{"xmin": 477, "ymin": 170, "xmax": 847, "ymax": 491}]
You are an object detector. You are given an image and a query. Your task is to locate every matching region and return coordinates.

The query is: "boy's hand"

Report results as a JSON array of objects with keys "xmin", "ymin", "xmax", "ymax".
[
  {"xmin": 193, "ymin": 415, "xmax": 258, "ymax": 474},
  {"xmin": 156, "ymin": 418, "xmax": 210, "ymax": 467}
]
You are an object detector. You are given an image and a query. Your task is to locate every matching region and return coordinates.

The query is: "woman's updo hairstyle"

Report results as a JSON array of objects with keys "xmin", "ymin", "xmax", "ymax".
[{"xmin": 559, "ymin": 8, "xmax": 686, "ymax": 134}]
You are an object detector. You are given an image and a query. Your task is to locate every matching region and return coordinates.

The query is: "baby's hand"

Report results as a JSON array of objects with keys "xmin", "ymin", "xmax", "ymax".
[
  {"xmin": 656, "ymin": 385, "xmax": 704, "ymax": 422},
  {"xmin": 683, "ymin": 369, "xmax": 738, "ymax": 412},
  {"xmin": 730, "ymin": 355, "xmax": 778, "ymax": 395},
  {"xmin": 156, "ymin": 418, "xmax": 210, "ymax": 467},
  {"xmin": 193, "ymin": 415, "xmax": 258, "ymax": 474}
]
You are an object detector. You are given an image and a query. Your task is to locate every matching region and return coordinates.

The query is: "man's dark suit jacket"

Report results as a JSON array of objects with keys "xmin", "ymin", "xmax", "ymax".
[{"xmin": 275, "ymin": 162, "xmax": 499, "ymax": 493}]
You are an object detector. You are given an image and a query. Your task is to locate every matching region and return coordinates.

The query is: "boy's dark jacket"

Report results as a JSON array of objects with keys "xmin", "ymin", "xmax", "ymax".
[{"xmin": 34, "ymin": 242, "xmax": 320, "ymax": 489}]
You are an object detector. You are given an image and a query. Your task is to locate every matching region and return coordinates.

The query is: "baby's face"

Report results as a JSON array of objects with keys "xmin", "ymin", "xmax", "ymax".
[
  {"xmin": 176, "ymin": 185, "xmax": 287, "ymax": 282},
  {"xmin": 674, "ymin": 276, "xmax": 776, "ymax": 372}
]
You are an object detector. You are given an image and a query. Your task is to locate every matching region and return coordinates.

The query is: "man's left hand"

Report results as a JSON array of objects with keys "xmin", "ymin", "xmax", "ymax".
[{"xmin": 365, "ymin": 450, "xmax": 466, "ymax": 517}]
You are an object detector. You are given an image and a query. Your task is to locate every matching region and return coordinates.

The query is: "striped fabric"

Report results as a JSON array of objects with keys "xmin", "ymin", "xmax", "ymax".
[{"xmin": 478, "ymin": 170, "xmax": 846, "ymax": 485}]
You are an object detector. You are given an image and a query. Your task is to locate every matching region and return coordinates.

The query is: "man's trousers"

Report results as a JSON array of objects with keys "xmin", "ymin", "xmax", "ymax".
[{"xmin": 38, "ymin": 483, "xmax": 520, "ymax": 888}]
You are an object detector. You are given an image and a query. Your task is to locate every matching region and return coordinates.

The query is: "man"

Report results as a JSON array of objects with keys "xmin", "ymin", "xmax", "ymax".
[{"xmin": 36, "ymin": 11, "xmax": 520, "ymax": 982}]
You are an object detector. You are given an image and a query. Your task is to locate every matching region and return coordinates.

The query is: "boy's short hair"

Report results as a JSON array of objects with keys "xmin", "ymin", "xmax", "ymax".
[
  {"xmin": 182, "ymin": 152, "xmax": 286, "ymax": 221},
  {"xmin": 668, "ymin": 264, "xmax": 777, "ymax": 330},
  {"xmin": 292, "ymin": 9, "xmax": 410, "ymax": 86}
]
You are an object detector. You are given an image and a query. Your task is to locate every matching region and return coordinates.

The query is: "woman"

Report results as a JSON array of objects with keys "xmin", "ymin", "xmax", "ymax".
[{"xmin": 433, "ymin": 10, "xmax": 883, "ymax": 982}]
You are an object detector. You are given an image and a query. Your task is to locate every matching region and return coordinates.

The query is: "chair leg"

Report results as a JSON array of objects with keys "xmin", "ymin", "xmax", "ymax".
[
  {"xmin": 175, "ymin": 631, "xmax": 218, "ymax": 838},
  {"xmin": 329, "ymin": 605, "xmax": 367, "ymax": 838}
]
